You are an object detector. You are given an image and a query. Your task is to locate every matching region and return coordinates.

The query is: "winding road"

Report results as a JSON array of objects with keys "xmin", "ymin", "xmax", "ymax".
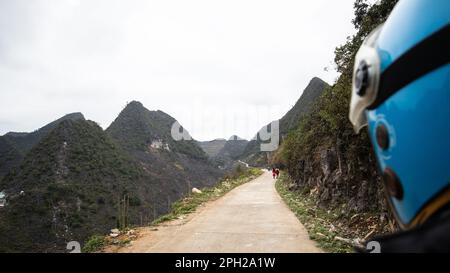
[{"xmin": 113, "ymin": 170, "xmax": 322, "ymax": 253}]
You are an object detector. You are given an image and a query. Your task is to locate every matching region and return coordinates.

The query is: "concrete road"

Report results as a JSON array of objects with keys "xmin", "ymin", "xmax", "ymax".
[{"xmin": 117, "ymin": 170, "xmax": 322, "ymax": 253}]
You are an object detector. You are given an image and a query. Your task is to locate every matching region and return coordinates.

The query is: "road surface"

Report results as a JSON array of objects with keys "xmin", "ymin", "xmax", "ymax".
[{"xmin": 113, "ymin": 170, "xmax": 322, "ymax": 253}]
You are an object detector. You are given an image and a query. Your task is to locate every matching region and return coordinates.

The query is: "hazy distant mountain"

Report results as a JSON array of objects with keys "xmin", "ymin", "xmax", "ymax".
[
  {"xmin": 216, "ymin": 136, "xmax": 248, "ymax": 160},
  {"xmin": 240, "ymin": 77, "xmax": 329, "ymax": 166},
  {"xmin": 198, "ymin": 135, "xmax": 248, "ymax": 170},
  {"xmin": 197, "ymin": 139, "xmax": 227, "ymax": 158},
  {"xmin": 0, "ymin": 113, "xmax": 85, "ymax": 180},
  {"xmin": 228, "ymin": 135, "xmax": 245, "ymax": 141}
]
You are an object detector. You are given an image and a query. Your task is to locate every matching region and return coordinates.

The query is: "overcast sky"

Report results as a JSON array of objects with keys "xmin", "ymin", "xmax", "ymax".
[{"xmin": 0, "ymin": 0, "xmax": 357, "ymax": 141}]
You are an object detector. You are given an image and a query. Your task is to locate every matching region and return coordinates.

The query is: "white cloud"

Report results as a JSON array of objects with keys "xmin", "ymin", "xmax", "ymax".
[{"xmin": 0, "ymin": 0, "xmax": 356, "ymax": 140}]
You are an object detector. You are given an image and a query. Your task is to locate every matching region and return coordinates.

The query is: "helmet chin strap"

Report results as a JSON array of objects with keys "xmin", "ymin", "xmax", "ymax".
[{"xmin": 409, "ymin": 186, "xmax": 450, "ymax": 228}]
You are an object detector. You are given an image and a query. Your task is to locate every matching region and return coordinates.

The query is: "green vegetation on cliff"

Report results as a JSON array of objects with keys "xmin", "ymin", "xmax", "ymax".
[
  {"xmin": 0, "ymin": 119, "xmax": 158, "ymax": 252},
  {"xmin": 0, "ymin": 101, "xmax": 226, "ymax": 253},
  {"xmin": 107, "ymin": 101, "xmax": 207, "ymax": 160},
  {"xmin": 0, "ymin": 113, "xmax": 85, "ymax": 180}
]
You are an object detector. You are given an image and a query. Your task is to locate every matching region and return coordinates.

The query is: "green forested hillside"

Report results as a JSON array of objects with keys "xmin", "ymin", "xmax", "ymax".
[
  {"xmin": 107, "ymin": 101, "xmax": 207, "ymax": 160},
  {"xmin": 106, "ymin": 102, "xmax": 221, "ymax": 184},
  {"xmin": 0, "ymin": 113, "xmax": 85, "ymax": 180},
  {"xmin": 0, "ymin": 119, "xmax": 160, "ymax": 252},
  {"xmin": 279, "ymin": 77, "xmax": 330, "ymax": 136},
  {"xmin": 106, "ymin": 101, "xmax": 223, "ymax": 215},
  {"xmin": 3, "ymin": 113, "xmax": 85, "ymax": 154},
  {"xmin": 0, "ymin": 137, "xmax": 23, "ymax": 181},
  {"xmin": 0, "ymin": 102, "xmax": 223, "ymax": 252}
]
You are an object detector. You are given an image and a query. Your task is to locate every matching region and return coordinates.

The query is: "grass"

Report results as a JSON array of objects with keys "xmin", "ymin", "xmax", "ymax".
[
  {"xmin": 275, "ymin": 173, "xmax": 354, "ymax": 253},
  {"xmin": 152, "ymin": 167, "xmax": 263, "ymax": 225},
  {"xmin": 82, "ymin": 235, "xmax": 106, "ymax": 253}
]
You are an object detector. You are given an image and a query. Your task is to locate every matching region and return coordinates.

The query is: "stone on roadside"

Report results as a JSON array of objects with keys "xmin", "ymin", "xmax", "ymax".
[{"xmin": 192, "ymin": 188, "xmax": 202, "ymax": 194}]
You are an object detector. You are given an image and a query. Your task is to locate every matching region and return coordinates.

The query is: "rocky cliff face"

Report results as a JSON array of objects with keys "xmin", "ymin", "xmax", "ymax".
[{"xmin": 288, "ymin": 145, "xmax": 386, "ymax": 214}]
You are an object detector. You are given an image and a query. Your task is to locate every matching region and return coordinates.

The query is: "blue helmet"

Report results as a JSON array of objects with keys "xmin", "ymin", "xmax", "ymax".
[{"xmin": 349, "ymin": 0, "xmax": 450, "ymax": 229}]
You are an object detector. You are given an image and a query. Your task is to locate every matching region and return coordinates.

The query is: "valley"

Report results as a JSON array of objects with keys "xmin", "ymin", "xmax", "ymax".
[
  {"xmin": 0, "ymin": 76, "xmax": 332, "ymax": 252},
  {"xmin": 2, "ymin": 0, "xmax": 433, "ymax": 256},
  {"xmin": 0, "ymin": 101, "xmax": 224, "ymax": 252}
]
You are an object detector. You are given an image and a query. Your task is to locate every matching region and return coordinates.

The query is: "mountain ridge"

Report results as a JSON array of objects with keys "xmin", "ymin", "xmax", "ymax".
[
  {"xmin": 0, "ymin": 113, "xmax": 86, "ymax": 180},
  {"xmin": 240, "ymin": 77, "xmax": 330, "ymax": 166},
  {"xmin": 106, "ymin": 101, "xmax": 207, "ymax": 160}
]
